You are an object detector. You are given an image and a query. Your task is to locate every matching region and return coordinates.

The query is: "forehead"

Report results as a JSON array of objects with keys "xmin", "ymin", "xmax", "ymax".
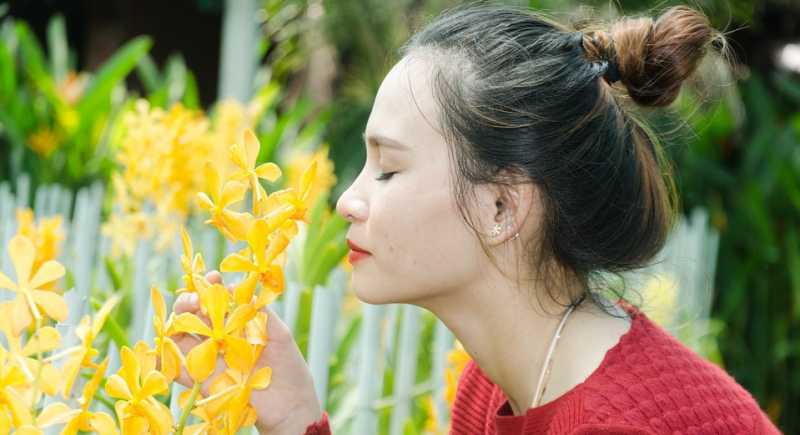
[{"xmin": 365, "ymin": 56, "xmax": 444, "ymax": 145}]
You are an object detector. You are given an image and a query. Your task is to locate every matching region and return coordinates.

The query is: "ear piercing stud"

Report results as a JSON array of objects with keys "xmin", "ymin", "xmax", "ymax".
[{"xmin": 491, "ymin": 224, "xmax": 502, "ymax": 236}]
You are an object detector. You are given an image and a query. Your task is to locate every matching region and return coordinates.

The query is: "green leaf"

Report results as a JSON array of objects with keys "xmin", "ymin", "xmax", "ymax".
[
  {"xmin": 786, "ymin": 229, "xmax": 800, "ymax": 320},
  {"xmin": 92, "ymin": 298, "xmax": 131, "ymax": 350},
  {"xmin": 77, "ymin": 36, "xmax": 152, "ymax": 117},
  {"xmin": 104, "ymin": 255, "xmax": 124, "ymax": 291},
  {"xmin": 135, "ymin": 53, "xmax": 161, "ymax": 93},
  {"xmin": 16, "ymin": 21, "xmax": 62, "ymax": 109},
  {"xmin": 183, "ymin": 70, "xmax": 200, "ymax": 109},
  {"xmin": 0, "ymin": 42, "xmax": 16, "ymax": 103},
  {"xmin": 46, "ymin": 13, "xmax": 68, "ymax": 85}
]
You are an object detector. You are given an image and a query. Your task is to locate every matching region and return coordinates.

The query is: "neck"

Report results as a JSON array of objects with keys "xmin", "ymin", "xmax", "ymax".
[{"xmin": 422, "ymin": 268, "xmax": 585, "ymax": 415}]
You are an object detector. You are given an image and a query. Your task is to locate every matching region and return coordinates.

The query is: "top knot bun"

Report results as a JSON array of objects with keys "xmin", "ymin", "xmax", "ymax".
[{"xmin": 587, "ymin": 6, "xmax": 717, "ymax": 108}]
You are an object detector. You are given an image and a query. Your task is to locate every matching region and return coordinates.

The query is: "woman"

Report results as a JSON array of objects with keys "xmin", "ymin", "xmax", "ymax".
[{"xmin": 174, "ymin": 5, "xmax": 783, "ymax": 435}]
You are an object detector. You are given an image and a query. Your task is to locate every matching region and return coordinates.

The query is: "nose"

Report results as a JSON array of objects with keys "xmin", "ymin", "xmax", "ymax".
[{"xmin": 336, "ymin": 180, "xmax": 369, "ymax": 223}]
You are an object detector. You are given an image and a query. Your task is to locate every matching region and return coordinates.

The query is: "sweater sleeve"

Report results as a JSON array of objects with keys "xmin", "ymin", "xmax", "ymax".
[{"xmin": 304, "ymin": 412, "xmax": 331, "ymax": 435}]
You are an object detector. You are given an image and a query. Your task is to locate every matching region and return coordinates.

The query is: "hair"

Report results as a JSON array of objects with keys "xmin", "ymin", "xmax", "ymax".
[{"xmin": 402, "ymin": 6, "xmax": 721, "ymax": 307}]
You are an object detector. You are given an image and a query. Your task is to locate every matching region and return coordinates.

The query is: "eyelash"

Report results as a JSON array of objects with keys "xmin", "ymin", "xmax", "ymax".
[{"xmin": 376, "ymin": 172, "xmax": 395, "ymax": 181}]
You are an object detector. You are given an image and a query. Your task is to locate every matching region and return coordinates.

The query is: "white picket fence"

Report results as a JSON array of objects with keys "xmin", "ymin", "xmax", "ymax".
[{"xmin": 0, "ymin": 176, "xmax": 719, "ymax": 434}]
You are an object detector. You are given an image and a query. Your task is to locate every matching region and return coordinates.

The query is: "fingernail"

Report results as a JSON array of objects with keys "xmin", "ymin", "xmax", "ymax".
[{"xmin": 189, "ymin": 293, "xmax": 199, "ymax": 306}]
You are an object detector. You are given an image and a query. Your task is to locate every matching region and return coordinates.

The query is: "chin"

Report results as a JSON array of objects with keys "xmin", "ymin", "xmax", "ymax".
[{"xmin": 351, "ymin": 280, "xmax": 394, "ymax": 305}]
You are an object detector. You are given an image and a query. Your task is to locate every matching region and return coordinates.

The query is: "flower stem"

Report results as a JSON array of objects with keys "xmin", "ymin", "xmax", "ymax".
[
  {"xmin": 175, "ymin": 381, "xmax": 202, "ymax": 435},
  {"xmin": 31, "ymin": 318, "xmax": 44, "ymax": 416}
]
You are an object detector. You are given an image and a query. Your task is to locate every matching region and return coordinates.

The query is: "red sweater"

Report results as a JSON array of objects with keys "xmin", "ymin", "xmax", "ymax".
[{"xmin": 305, "ymin": 312, "xmax": 782, "ymax": 435}]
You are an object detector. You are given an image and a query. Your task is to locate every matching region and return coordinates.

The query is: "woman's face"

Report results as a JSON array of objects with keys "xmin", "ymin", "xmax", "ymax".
[{"xmin": 336, "ymin": 57, "xmax": 490, "ymax": 306}]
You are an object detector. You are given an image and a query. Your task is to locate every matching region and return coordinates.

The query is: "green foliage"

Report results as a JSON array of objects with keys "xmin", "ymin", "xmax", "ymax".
[{"xmin": 0, "ymin": 14, "xmax": 151, "ymax": 194}]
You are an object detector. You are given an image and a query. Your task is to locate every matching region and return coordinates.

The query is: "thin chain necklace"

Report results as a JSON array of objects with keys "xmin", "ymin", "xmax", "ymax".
[{"xmin": 531, "ymin": 296, "xmax": 586, "ymax": 408}]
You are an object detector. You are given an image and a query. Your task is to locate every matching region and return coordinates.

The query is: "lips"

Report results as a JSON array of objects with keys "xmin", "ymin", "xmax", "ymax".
[{"xmin": 346, "ymin": 239, "xmax": 371, "ymax": 264}]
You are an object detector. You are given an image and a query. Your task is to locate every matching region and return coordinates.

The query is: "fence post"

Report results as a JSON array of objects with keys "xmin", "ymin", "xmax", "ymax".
[{"xmin": 388, "ymin": 305, "xmax": 422, "ymax": 435}]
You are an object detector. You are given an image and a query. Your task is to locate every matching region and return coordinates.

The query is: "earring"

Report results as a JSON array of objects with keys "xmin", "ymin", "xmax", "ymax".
[
  {"xmin": 490, "ymin": 224, "xmax": 502, "ymax": 236},
  {"xmin": 507, "ymin": 225, "xmax": 519, "ymax": 241}
]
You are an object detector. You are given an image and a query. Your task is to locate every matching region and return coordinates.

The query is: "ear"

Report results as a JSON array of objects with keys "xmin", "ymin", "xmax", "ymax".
[{"xmin": 485, "ymin": 170, "xmax": 536, "ymax": 246}]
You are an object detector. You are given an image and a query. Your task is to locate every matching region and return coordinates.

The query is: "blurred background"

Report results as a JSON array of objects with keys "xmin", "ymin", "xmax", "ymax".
[{"xmin": 0, "ymin": 0, "xmax": 799, "ymax": 433}]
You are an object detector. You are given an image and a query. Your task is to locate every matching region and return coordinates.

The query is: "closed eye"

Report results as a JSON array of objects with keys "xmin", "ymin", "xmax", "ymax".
[{"xmin": 376, "ymin": 172, "xmax": 396, "ymax": 181}]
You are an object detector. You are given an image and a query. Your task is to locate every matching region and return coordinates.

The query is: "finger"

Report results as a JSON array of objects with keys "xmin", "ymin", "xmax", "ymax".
[
  {"xmin": 173, "ymin": 293, "xmax": 200, "ymax": 315},
  {"xmin": 206, "ymin": 270, "xmax": 222, "ymax": 285}
]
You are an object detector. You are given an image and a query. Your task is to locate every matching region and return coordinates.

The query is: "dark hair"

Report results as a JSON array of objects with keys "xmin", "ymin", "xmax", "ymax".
[{"xmin": 402, "ymin": 6, "xmax": 719, "ymax": 305}]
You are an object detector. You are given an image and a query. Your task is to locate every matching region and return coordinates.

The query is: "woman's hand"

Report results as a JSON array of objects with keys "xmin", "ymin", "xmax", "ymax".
[{"xmin": 171, "ymin": 271, "xmax": 324, "ymax": 434}]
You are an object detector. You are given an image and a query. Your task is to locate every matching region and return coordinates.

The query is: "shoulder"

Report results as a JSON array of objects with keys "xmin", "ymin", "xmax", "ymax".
[{"xmin": 580, "ymin": 312, "xmax": 780, "ymax": 434}]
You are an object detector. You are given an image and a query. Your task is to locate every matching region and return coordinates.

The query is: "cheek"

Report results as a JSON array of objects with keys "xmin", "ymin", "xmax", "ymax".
[{"xmin": 371, "ymin": 183, "xmax": 467, "ymax": 264}]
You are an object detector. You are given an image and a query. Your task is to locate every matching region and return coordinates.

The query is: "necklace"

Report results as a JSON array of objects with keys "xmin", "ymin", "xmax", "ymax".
[{"xmin": 531, "ymin": 296, "xmax": 585, "ymax": 408}]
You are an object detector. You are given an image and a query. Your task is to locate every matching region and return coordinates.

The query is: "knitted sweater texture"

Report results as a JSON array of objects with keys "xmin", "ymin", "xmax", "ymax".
[{"xmin": 305, "ymin": 313, "xmax": 781, "ymax": 435}]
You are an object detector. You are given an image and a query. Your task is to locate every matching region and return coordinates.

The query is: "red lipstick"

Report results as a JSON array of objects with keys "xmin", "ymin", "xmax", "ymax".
[{"xmin": 347, "ymin": 239, "xmax": 371, "ymax": 264}]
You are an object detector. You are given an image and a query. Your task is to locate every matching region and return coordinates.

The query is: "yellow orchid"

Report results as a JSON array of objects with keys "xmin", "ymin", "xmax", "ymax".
[
  {"xmin": 245, "ymin": 312, "xmax": 268, "ymax": 347},
  {"xmin": 61, "ymin": 358, "xmax": 119, "ymax": 435},
  {"xmin": 16, "ymin": 209, "xmax": 65, "ymax": 276},
  {"xmin": 0, "ymin": 235, "xmax": 68, "ymax": 336},
  {"xmin": 286, "ymin": 145, "xmax": 337, "ymax": 210},
  {"xmin": 220, "ymin": 219, "xmax": 290, "ymax": 298},
  {"xmin": 197, "ymin": 160, "xmax": 254, "ymax": 243},
  {"xmin": 0, "ymin": 301, "xmax": 61, "ymax": 397},
  {"xmin": 230, "ymin": 129, "xmax": 282, "ymax": 216},
  {"xmin": 176, "ymin": 226, "xmax": 211, "ymax": 311},
  {"xmin": 150, "ymin": 286, "xmax": 182, "ymax": 384},
  {"xmin": 266, "ymin": 160, "xmax": 317, "ymax": 225},
  {"xmin": 26, "ymin": 126, "xmax": 61, "ymax": 158},
  {"xmin": 104, "ymin": 342, "xmax": 172, "ymax": 435},
  {"xmin": 177, "ymin": 390, "xmax": 224, "ymax": 435},
  {"xmin": 60, "ymin": 297, "xmax": 116, "ymax": 398},
  {"xmin": 0, "ymin": 349, "xmax": 34, "ymax": 431},
  {"xmin": 14, "ymin": 402, "xmax": 77, "ymax": 434},
  {"xmin": 445, "ymin": 340, "xmax": 470, "ymax": 406},
  {"xmin": 173, "ymin": 284, "xmax": 256, "ymax": 382},
  {"xmin": 209, "ymin": 362, "xmax": 270, "ymax": 434}
]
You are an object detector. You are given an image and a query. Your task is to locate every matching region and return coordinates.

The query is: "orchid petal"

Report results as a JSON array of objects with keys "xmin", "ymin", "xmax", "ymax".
[
  {"xmin": 234, "ymin": 272, "xmax": 260, "ymax": 306},
  {"xmin": 11, "ymin": 294, "xmax": 34, "ymax": 336},
  {"xmin": 21, "ymin": 326, "xmax": 61, "ymax": 356},
  {"xmin": 245, "ymin": 312, "xmax": 268, "ymax": 346},
  {"xmin": 173, "ymin": 313, "xmax": 214, "ymax": 338},
  {"xmin": 9, "ymin": 235, "xmax": 35, "ymax": 287},
  {"xmin": 90, "ymin": 412, "xmax": 119, "ymax": 435},
  {"xmin": 0, "ymin": 269, "xmax": 17, "ymax": 290},
  {"xmin": 140, "ymin": 370, "xmax": 169, "ymax": 397},
  {"xmin": 36, "ymin": 402, "xmax": 72, "ymax": 426},
  {"xmin": 141, "ymin": 398, "xmax": 173, "ymax": 435},
  {"xmin": 224, "ymin": 304, "xmax": 256, "ymax": 334},
  {"xmin": 223, "ymin": 335, "xmax": 255, "ymax": 374},
  {"xmin": 186, "ymin": 338, "xmax": 217, "ymax": 382},
  {"xmin": 204, "ymin": 160, "xmax": 222, "ymax": 203},
  {"xmin": 92, "ymin": 297, "xmax": 116, "ymax": 337},
  {"xmin": 204, "ymin": 284, "xmax": 232, "ymax": 334},
  {"xmin": 151, "ymin": 286, "xmax": 166, "ymax": 324},
  {"xmin": 255, "ymin": 162, "xmax": 281, "ymax": 183},
  {"xmin": 231, "ymin": 143, "xmax": 248, "ymax": 171},
  {"xmin": 220, "ymin": 180, "xmax": 247, "ymax": 207},
  {"xmin": 105, "ymin": 374, "xmax": 134, "ymax": 401},
  {"xmin": 249, "ymin": 366, "xmax": 273, "ymax": 389},
  {"xmin": 197, "ymin": 192, "xmax": 214, "ymax": 210},
  {"xmin": 299, "ymin": 160, "xmax": 317, "ymax": 200},
  {"xmin": 220, "ymin": 253, "xmax": 258, "ymax": 274},
  {"xmin": 243, "ymin": 129, "xmax": 260, "ymax": 167},
  {"xmin": 31, "ymin": 289, "xmax": 68, "ymax": 322},
  {"xmin": 27, "ymin": 260, "xmax": 65, "ymax": 290},
  {"xmin": 246, "ymin": 219, "xmax": 269, "ymax": 265}
]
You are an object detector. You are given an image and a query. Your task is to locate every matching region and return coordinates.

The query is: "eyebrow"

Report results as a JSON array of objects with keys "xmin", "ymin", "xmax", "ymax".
[{"xmin": 363, "ymin": 133, "xmax": 410, "ymax": 151}]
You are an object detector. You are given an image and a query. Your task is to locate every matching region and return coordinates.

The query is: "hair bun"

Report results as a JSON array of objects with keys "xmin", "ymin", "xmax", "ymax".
[{"xmin": 596, "ymin": 6, "xmax": 717, "ymax": 107}]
